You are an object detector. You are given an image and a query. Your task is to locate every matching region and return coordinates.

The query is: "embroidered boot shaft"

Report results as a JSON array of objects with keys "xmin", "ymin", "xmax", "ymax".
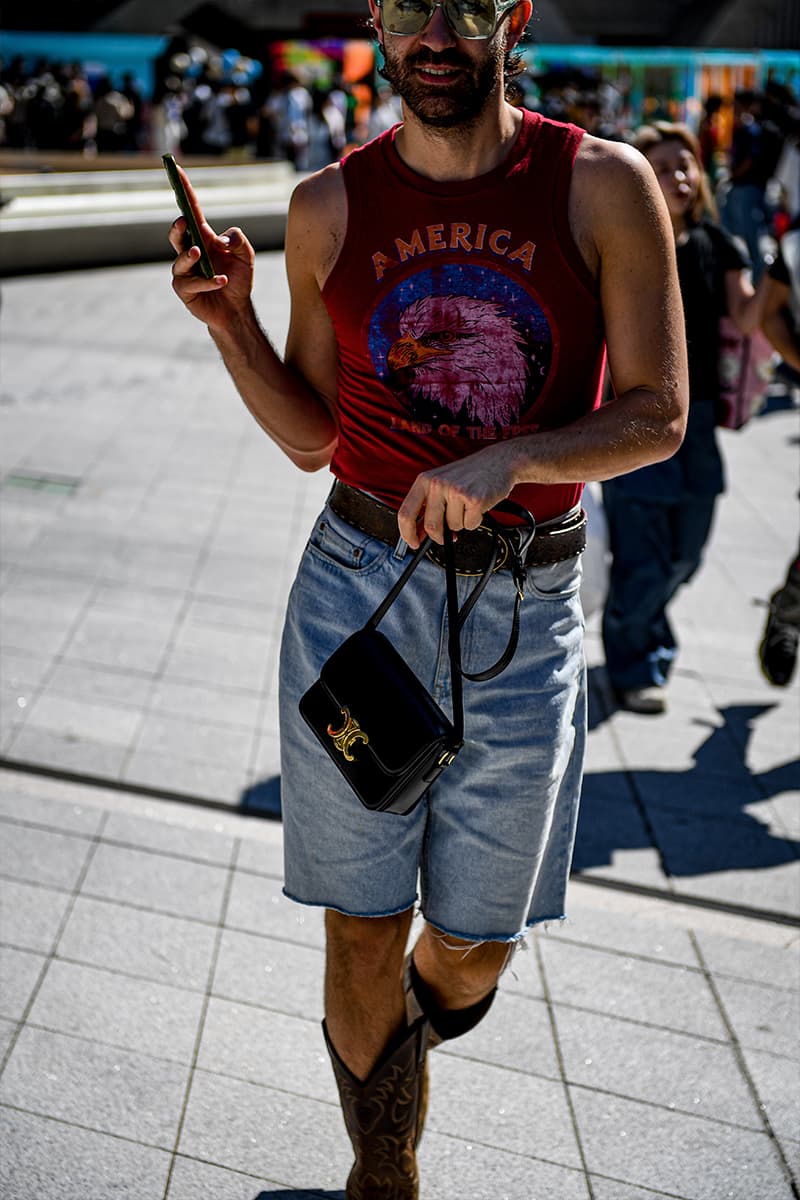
[{"xmin": 323, "ymin": 1017, "xmax": 429, "ymax": 1200}]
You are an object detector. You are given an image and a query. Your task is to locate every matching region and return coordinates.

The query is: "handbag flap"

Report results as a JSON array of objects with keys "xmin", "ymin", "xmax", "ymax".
[{"xmin": 318, "ymin": 628, "xmax": 455, "ymax": 775}]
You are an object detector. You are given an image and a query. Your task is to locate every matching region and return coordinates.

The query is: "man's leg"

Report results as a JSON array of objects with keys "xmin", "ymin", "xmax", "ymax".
[
  {"xmin": 406, "ymin": 924, "xmax": 510, "ymax": 1042},
  {"xmin": 323, "ymin": 908, "xmax": 427, "ymax": 1200},
  {"xmin": 325, "ymin": 909, "xmax": 413, "ymax": 1079}
]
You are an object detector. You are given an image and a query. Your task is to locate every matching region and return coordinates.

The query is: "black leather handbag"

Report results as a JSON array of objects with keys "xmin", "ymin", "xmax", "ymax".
[{"xmin": 299, "ymin": 502, "xmax": 535, "ymax": 816}]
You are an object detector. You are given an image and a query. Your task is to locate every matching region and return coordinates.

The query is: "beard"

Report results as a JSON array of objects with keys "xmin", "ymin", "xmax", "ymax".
[{"xmin": 379, "ymin": 40, "xmax": 505, "ymax": 130}]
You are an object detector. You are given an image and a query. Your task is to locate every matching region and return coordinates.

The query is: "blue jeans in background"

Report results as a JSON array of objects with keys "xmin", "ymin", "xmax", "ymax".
[{"xmin": 601, "ymin": 484, "xmax": 717, "ymax": 692}]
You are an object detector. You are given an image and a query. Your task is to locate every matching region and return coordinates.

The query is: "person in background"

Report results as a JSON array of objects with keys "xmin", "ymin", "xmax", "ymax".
[
  {"xmin": 602, "ymin": 121, "xmax": 769, "ymax": 714},
  {"xmin": 720, "ymin": 89, "xmax": 783, "ymax": 281},
  {"xmin": 758, "ymin": 216, "xmax": 800, "ymax": 687}
]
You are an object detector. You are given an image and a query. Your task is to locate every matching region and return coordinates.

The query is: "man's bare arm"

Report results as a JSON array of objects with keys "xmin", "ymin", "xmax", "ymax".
[
  {"xmin": 398, "ymin": 138, "xmax": 689, "ymax": 545},
  {"xmin": 168, "ymin": 163, "xmax": 341, "ymax": 471}
]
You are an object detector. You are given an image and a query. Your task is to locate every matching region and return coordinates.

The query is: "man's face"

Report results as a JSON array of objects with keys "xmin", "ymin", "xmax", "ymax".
[{"xmin": 375, "ymin": 3, "xmax": 511, "ymax": 130}]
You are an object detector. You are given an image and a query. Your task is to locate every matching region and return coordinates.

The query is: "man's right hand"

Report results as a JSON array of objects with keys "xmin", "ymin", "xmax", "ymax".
[{"xmin": 167, "ymin": 165, "xmax": 255, "ymax": 329}]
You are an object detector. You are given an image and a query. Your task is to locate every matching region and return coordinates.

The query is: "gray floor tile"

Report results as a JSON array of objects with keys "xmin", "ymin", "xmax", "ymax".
[
  {"xmin": 102, "ymin": 809, "xmax": 235, "ymax": 864},
  {"xmin": 166, "ymin": 1157, "xmax": 293, "ymax": 1199},
  {"xmin": 494, "ymin": 939, "xmax": 545, "ymax": 1000},
  {"xmin": 0, "ymin": 878, "xmax": 71, "ymax": 952},
  {"xmin": 6, "ymin": 727, "xmax": 129, "ymax": 779},
  {"xmin": 538, "ymin": 938, "xmax": 728, "ymax": 1039},
  {"xmin": 162, "ymin": 644, "xmax": 269, "ymax": 692},
  {"xmin": 63, "ymin": 623, "xmax": 171, "ymax": 674},
  {"xmin": 233, "ymin": 836, "xmax": 285, "ymax": 879},
  {"xmin": 554, "ymin": 1005, "xmax": 761, "ymax": 1127},
  {"xmin": 674, "ymin": 857, "xmax": 800, "ymax": 918},
  {"xmin": 212, "ymin": 928, "xmax": 324, "ymax": 1018},
  {"xmin": 741, "ymin": 1045, "xmax": 800, "ymax": 1143},
  {"xmin": 418, "ymin": 1132, "xmax": 590, "ymax": 1200},
  {"xmin": 0, "ymin": 822, "xmax": 93, "ymax": 890},
  {"xmin": 122, "ymin": 748, "xmax": 246, "ymax": 805},
  {"xmin": 554, "ymin": 895, "xmax": 697, "ymax": 966},
  {"xmin": 0, "ymin": 1024, "xmax": 189, "ymax": 1146},
  {"xmin": 225, "ymin": 870, "xmax": 324, "ymax": 948},
  {"xmin": 0, "ymin": 1107, "xmax": 172, "ymax": 1200},
  {"xmin": 693, "ymin": 926, "xmax": 800, "ymax": 990},
  {"xmin": 150, "ymin": 678, "xmax": 262, "ymax": 729},
  {"xmin": 0, "ymin": 789, "xmax": 105, "ymax": 836},
  {"xmin": 589, "ymin": 1180, "xmax": 695, "ymax": 1200},
  {"xmin": 197, "ymin": 999, "xmax": 335, "ymax": 1102},
  {"xmin": 58, "ymin": 895, "xmax": 217, "ymax": 990},
  {"xmin": 28, "ymin": 958, "xmax": 205, "ymax": 1063},
  {"xmin": 20, "ymin": 692, "xmax": 143, "ymax": 747},
  {"xmin": 0, "ymin": 944, "xmax": 46, "ymax": 1021},
  {"xmin": 571, "ymin": 1087, "xmax": 793, "ymax": 1199},
  {"xmin": 427, "ymin": 1051, "xmax": 582, "ymax": 1167},
  {"xmin": 178, "ymin": 1068, "xmax": 351, "ymax": 1189},
  {"xmin": 440, "ymin": 987, "xmax": 560, "ymax": 1080},
  {"xmin": 80, "ymin": 841, "xmax": 229, "ymax": 923},
  {"xmin": 0, "ymin": 1015, "xmax": 17, "ymax": 1060},
  {"xmin": 1, "ymin": 614, "xmax": 74, "ymax": 657},
  {"xmin": 714, "ymin": 973, "xmax": 800, "ymax": 1059},
  {"xmin": 133, "ymin": 710, "xmax": 255, "ymax": 769}
]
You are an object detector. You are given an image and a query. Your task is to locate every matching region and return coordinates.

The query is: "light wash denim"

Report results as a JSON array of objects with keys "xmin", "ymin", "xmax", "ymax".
[{"xmin": 279, "ymin": 500, "xmax": 587, "ymax": 943}]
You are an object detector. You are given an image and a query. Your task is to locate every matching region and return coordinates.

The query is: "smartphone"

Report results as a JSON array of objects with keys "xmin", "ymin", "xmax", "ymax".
[{"xmin": 162, "ymin": 153, "xmax": 216, "ymax": 279}]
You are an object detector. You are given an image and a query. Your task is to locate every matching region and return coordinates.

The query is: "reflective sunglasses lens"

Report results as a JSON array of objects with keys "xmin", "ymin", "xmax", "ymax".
[
  {"xmin": 381, "ymin": 0, "xmax": 436, "ymax": 34},
  {"xmin": 447, "ymin": 0, "xmax": 497, "ymax": 37},
  {"xmin": 381, "ymin": 0, "xmax": 498, "ymax": 37}
]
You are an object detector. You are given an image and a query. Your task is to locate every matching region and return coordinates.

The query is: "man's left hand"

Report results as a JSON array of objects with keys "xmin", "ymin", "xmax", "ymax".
[{"xmin": 397, "ymin": 443, "xmax": 519, "ymax": 548}]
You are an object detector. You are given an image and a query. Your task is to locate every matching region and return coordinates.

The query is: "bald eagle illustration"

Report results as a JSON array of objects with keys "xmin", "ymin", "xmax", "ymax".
[{"xmin": 385, "ymin": 294, "xmax": 540, "ymax": 427}]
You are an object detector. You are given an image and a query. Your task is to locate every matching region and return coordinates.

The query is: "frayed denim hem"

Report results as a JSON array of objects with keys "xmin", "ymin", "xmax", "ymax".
[
  {"xmin": 282, "ymin": 886, "xmax": 417, "ymax": 920},
  {"xmin": 418, "ymin": 912, "xmax": 567, "ymax": 946}
]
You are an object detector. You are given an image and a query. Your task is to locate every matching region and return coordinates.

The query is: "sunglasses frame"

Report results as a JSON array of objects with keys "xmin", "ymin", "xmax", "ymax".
[{"xmin": 375, "ymin": 0, "xmax": 521, "ymax": 40}]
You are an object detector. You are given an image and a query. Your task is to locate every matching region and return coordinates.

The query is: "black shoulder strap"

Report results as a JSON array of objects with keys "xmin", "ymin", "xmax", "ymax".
[{"xmin": 364, "ymin": 501, "xmax": 536, "ymax": 741}]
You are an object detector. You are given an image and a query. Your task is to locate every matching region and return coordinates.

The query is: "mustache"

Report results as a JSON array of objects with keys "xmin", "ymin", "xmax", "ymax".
[{"xmin": 408, "ymin": 50, "xmax": 471, "ymax": 69}]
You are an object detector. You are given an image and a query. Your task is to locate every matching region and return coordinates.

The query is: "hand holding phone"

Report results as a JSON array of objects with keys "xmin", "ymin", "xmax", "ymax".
[{"xmin": 162, "ymin": 154, "xmax": 216, "ymax": 279}]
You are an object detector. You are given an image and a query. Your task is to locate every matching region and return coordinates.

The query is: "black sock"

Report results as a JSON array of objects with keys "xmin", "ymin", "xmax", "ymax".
[{"xmin": 410, "ymin": 956, "xmax": 496, "ymax": 1041}]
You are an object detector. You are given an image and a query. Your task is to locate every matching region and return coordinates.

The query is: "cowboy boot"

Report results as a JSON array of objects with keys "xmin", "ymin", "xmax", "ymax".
[{"xmin": 323, "ymin": 1017, "xmax": 429, "ymax": 1200}]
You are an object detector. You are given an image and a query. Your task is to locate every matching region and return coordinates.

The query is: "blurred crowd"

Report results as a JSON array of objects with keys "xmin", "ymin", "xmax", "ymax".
[
  {"xmin": 0, "ymin": 49, "xmax": 401, "ymax": 168},
  {"xmin": 1, "ymin": 48, "xmax": 798, "ymax": 263}
]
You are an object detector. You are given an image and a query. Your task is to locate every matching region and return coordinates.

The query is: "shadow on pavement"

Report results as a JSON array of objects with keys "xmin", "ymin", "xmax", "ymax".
[
  {"xmin": 577, "ymin": 675, "xmax": 800, "ymax": 883},
  {"xmin": 254, "ymin": 1192, "xmax": 345, "ymax": 1199},
  {"xmin": 241, "ymin": 775, "xmax": 282, "ymax": 819}
]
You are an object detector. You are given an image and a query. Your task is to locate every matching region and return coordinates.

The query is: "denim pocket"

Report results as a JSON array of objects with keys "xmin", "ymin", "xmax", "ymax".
[
  {"xmin": 307, "ymin": 507, "xmax": 392, "ymax": 576},
  {"xmin": 527, "ymin": 554, "xmax": 583, "ymax": 599}
]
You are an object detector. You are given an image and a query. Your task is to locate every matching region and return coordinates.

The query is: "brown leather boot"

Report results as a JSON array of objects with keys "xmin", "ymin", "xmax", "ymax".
[{"xmin": 323, "ymin": 1017, "xmax": 429, "ymax": 1200}]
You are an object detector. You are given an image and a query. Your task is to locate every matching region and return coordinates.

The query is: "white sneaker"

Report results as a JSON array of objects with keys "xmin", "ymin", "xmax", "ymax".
[{"xmin": 616, "ymin": 686, "xmax": 667, "ymax": 715}]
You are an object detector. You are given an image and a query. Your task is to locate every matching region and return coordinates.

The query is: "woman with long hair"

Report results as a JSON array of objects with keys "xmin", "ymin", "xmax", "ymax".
[{"xmin": 602, "ymin": 121, "xmax": 768, "ymax": 713}]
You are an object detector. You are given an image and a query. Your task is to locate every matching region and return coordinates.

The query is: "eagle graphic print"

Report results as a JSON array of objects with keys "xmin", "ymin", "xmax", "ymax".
[{"xmin": 368, "ymin": 264, "xmax": 554, "ymax": 436}]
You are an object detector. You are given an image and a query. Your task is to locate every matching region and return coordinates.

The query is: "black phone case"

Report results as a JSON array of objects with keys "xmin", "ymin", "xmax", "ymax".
[{"xmin": 162, "ymin": 154, "xmax": 215, "ymax": 279}]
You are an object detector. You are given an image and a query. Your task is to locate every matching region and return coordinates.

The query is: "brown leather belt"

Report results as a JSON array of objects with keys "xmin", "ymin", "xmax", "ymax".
[{"xmin": 328, "ymin": 482, "xmax": 586, "ymax": 576}]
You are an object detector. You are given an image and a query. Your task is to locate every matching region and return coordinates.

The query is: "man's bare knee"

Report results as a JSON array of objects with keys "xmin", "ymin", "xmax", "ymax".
[
  {"xmin": 326, "ymin": 909, "xmax": 413, "ymax": 979},
  {"xmin": 416, "ymin": 924, "xmax": 514, "ymax": 1002}
]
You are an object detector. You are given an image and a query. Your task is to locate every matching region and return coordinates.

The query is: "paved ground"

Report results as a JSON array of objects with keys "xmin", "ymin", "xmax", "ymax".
[{"xmin": 0, "ymin": 248, "xmax": 799, "ymax": 1199}]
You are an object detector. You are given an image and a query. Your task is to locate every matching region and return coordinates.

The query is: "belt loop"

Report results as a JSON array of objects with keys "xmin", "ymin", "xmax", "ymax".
[{"xmin": 393, "ymin": 536, "xmax": 409, "ymax": 560}]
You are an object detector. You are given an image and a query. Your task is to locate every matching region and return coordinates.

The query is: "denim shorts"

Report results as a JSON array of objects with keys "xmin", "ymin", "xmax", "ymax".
[{"xmin": 279, "ymin": 501, "xmax": 587, "ymax": 943}]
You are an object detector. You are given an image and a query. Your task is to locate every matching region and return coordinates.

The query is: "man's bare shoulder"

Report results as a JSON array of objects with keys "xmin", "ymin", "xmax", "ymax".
[
  {"xmin": 573, "ymin": 135, "xmax": 663, "ymax": 226},
  {"xmin": 570, "ymin": 133, "xmax": 669, "ymax": 271},
  {"xmin": 287, "ymin": 162, "xmax": 348, "ymax": 286}
]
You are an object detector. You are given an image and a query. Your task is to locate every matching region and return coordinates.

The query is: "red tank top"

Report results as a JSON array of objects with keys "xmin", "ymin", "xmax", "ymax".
[{"xmin": 323, "ymin": 110, "xmax": 605, "ymax": 522}]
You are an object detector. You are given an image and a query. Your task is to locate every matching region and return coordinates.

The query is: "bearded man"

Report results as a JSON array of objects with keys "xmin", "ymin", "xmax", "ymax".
[{"xmin": 168, "ymin": 2, "xmax": 688, "ymax": 1194}]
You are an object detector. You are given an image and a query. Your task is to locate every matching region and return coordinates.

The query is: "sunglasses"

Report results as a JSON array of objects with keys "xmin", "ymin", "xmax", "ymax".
[{"xmin": 376, "ymin": 0, "xmax": 520, "ymax": 40}]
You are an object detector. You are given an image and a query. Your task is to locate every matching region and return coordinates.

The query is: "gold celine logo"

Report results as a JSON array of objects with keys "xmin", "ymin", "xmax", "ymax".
[{"xmin": 327, "ymin": 708, "xmax": 369, "ymax": 761}]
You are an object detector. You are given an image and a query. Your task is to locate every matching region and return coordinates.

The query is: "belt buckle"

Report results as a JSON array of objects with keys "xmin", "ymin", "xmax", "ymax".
[
  {"xmin": 480, "ymin": 524, "xmax": 510, "ymax": 573},
  {"xmin": 424, "ymin": 524, "xmax": 509, "ymax": 575}
]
